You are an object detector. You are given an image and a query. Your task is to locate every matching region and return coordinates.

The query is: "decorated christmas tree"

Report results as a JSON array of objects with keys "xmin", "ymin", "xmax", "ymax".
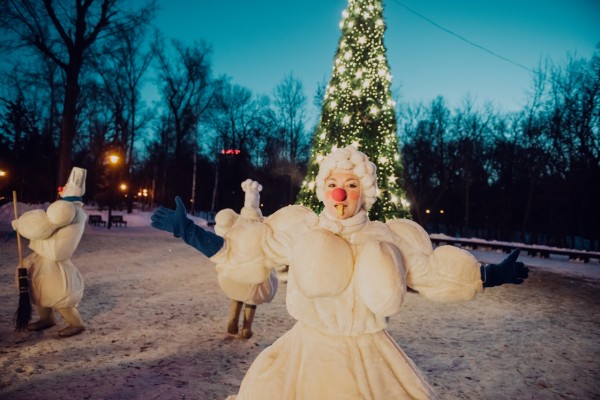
[{"xmin": 296, "ymin": 0, "xmax": 411, "ymax": 221}]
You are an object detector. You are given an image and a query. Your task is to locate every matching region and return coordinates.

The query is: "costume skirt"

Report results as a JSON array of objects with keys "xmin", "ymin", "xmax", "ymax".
[{"xmin": 226, "ymin": 321, "xmax": 435, "ymax": 400}]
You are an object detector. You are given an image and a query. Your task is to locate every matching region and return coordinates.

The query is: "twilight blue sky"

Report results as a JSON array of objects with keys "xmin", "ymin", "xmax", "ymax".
[{"xmin": 150, "ymin": 0, "xmax": 600, "ymax": 121}]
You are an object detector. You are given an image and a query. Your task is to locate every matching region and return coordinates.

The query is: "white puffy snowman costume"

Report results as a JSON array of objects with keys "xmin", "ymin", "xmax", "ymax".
[
  {"xmin": 215, "ymin": 180, "xmax": 279, "ymax": 339},
  {"xmin": 213, "ymin": 147, "xmax": 483, "ymax": 400},
  {"xmin": 12, "ymin": 167, "xmax": 88, "ymax": 337}
]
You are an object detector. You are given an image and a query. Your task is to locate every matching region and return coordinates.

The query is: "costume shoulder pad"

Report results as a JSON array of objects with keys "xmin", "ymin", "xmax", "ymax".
[
  {"xmin": 264, "ymin": 205, "xmax": 319, "ymax": 236},
  {"xmin": 46, "ymin": 200, "xmax": 77, "ymax": 227},
  {"xmin": 214, "ymin": 208, "xmax": 238, "ymax": 236},
  {"xmin": 386, "ymin": 218, "xmax": 434, "ymax": 255},
  {"xmin": 14, "ymin": 209, "xmax": 55, "ymax": 239}
]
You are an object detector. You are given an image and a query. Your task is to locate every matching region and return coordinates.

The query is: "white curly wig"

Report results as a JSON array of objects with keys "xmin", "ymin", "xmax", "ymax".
[{"xmin": 316, "ymin": 146, "xmax": 378, "ymax": 211}]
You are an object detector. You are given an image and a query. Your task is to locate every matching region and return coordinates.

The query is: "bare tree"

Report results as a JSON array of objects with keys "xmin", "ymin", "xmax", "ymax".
[
  {"xmin": 89, "ymin": 24, "xmax": 157, "ymax": 211},
  {"xmin": 93, "ymin": 26, "xmax": 156, "ymax": 168},
  {"xmin": 519, "ymin": 62, "xmax": 551, "ymax": 236},
  {"xmin": 208, "ymin": 80, "xmax": 272, "ymax": 160},
  {"xmin": 153, "ymin": 38, "xmax": 215, "ymax": 211},
  {"xmin": 400, "ymin": 97, "xmax": 451, "ymax": 225},
  {"xmin": 272, "ymin": 73, "xmax": 310, "ymax": 203},
  {"xmin": 545, "ymin": 51, "xmax": 600, "ymax": 240},
  {"xmin": 154, "ymin": 39, "xmax": 213, "ymax": 157},
  {"xmin": 450, "ymin": 98, "xmax": 493, "ymax": 230},
  {"xmin": 0, "ymin": 0, "xmax": 156, "ymax": 186},
  {"xmin": 0, "ymin": 53, "xmax": 64, "ymax": 200},
  {"xmin": 206, "ymin": 80, "xmax": 274, "ymax": 210}
]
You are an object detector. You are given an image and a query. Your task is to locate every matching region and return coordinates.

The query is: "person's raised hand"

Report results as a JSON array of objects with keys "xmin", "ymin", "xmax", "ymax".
[
  {"xmin": 150, "ymin": 196, "xmax": 191, "ymax": 237},
  {"xmin": 241, "ymin": 179, "xmax": 262, "ymax": 210}
]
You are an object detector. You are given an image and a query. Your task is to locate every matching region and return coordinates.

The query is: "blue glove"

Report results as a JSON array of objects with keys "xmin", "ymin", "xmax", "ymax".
[
  {"xmin": 151, "ymin": 196, "xmax": 224, "ymax": 257},
  {"xmin": 151, "ymin": 196, "xmax": 191, "ymax": 237}
]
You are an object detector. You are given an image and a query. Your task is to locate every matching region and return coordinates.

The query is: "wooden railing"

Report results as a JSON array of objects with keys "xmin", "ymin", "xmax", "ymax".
[{"xmin": 430, "ymin": 235, "xmax": 600, "ymax": 264}]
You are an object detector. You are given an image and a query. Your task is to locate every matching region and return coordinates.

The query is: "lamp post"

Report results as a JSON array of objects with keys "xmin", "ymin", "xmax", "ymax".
[
  {"xmin": 106, "ymin": 154, "xmax": 120, "ymax": 229},
  {"xmin": 0, "ymin": 169, "xmax": 7, "ymax": 203},
  {"xmin": 137, "ymin": 188, "xmax": 150, "ymax": 211}
]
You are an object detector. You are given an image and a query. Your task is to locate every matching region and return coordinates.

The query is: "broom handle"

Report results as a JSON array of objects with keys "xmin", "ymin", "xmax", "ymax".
[{"xmin": 12, "ymin": 191, "xmax": 24, "ymax": 268}]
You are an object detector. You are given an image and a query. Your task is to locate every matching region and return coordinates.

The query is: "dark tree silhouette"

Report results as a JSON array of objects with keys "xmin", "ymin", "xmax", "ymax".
[{"xmin": 0, "ymin": 0, "xmax": 156, "ymax": 187}]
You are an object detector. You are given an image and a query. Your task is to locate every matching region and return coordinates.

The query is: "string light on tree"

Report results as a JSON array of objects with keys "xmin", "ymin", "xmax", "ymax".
[{"xmin": 296, "ymin": 0, "xmax": 410, "ymax": 221}]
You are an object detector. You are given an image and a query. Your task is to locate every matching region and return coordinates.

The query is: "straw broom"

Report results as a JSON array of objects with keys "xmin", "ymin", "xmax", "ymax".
[{"xmin": 13, "ymin": 191, "xmax": 32, "ymax": 331}]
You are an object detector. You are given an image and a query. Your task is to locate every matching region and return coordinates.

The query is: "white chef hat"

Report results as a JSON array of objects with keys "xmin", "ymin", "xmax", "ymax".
[
  {"xmin": 316, "ymin": 146, "xmax": 378, "ymax": 211},
  {"xmin": 60, "ymin": 167, "xmax": 87, "ymax": 198}
]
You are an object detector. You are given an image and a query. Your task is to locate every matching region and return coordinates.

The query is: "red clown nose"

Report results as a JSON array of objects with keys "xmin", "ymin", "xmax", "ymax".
[{"xmin": 332, "ymin": 188, "xmax": 347, "ymax": 202}]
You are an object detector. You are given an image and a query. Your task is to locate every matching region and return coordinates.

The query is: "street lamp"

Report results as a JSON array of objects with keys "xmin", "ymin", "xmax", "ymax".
[
  {"xmin": 137, "ymin": 188, "xmax": 151, "ymax": 211},
  {"xmin": 106, "ymin": 153, "xmax": 121, "ymax": 229},
  {"xmin": 0, "ymin": 169, "xmax": 7, "ymax": 203}
]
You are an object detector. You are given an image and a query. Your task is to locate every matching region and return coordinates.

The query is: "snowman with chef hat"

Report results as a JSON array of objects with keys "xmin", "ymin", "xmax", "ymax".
[{"xmin": 12, "ymin": 167, "xmax": 88, "ymax": 338}]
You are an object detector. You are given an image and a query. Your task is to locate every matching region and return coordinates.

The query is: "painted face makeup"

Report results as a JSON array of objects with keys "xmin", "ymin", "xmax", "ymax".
[{"xmin": 323, "ymin": 171, "xmax": 362, "ymax": 219}]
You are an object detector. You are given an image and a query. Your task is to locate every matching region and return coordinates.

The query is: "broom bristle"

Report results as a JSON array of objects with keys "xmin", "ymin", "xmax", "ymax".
[
  {"xmin": 14, "ymin": 268, "xmax": 31, "ymax": 331},
  {"xmin": 13, "ymin": 191, "xmax": 32, "ymax": 332}
]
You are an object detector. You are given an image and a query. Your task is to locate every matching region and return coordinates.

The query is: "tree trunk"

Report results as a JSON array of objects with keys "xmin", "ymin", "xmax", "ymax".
[{"xmin": 57, "ymin": 71, "xmax": 80, "ymax": 187}]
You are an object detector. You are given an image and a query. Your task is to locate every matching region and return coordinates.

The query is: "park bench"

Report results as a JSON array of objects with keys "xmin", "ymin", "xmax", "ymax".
[
  {"xmin": 109, "ymin": 215, "xmax": 127, "ymax": 227},
  {"xmin": 88, "ymin": 214, "xmax": 106, "ymax": 227}
]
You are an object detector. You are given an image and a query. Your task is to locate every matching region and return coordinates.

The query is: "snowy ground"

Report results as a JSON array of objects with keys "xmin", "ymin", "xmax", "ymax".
[{"xmin": 0, "ymin": 204, "xmax": 599, "ymax": 399}]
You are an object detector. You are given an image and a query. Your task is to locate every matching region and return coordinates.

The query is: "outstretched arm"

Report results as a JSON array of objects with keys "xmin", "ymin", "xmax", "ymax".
[{"xmin": 151, "ymin": 196, "xmax": 224, "ymax": 257}]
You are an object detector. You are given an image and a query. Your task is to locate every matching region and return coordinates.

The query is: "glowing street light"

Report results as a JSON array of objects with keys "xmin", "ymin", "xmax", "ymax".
[
  {"xmin": 105, "ymin": 151, "xmax": 122, "ymax": 229},
  {"xmin": 0, "ymin": 169, "xmax": 7, "ymax": 197},
  {"xmin": 108, "ymin": 154, "xmax": 120, "ymax": 164}
]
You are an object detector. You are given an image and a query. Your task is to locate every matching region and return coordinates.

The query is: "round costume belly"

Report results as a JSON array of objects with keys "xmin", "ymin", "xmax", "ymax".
[{"xmin": 290, "ymin": 228, "xmax": 354, "ymax": 298}]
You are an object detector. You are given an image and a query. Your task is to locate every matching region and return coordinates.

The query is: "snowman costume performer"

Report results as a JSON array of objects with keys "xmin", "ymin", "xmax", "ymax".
[
  {"xmin": 151, "ymin": 146, "xmax": 527, "ymax": 399},
  {"xmin": 151, "ymin": 179, "xmax": 278, "ymax": 339},
  {"xmin": 12, "ymin": 167, "xmax": 88, "ymax": 338}
]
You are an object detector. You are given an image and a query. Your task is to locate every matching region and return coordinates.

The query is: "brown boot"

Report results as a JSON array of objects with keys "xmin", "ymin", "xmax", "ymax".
[
  {"xmin": 58, "ymin": 325, "xmax": 85, "ymax": 338},
  {"xmin": 28, "ymin": 306, "xmax": 56, "ymax": 331},
  {"xmin": 241, "ymin": 304, "xmax": 256, "ymax": 339},
  {"xmin": 28, "ymin": 320, "xmax": 56, "ymax": 331},
  {"xmin": 56, "ymin": 307, "xmax": 85, "ymax": 338},
  {"xmin": 227, "ymin": 300, "xmax": 243, "ymax": 334}
]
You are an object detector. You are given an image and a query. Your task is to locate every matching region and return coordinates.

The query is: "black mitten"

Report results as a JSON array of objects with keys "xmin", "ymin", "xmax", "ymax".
[{"xmin": 481, "ymin": 248, "xmax": 529, "ymax": 288}]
